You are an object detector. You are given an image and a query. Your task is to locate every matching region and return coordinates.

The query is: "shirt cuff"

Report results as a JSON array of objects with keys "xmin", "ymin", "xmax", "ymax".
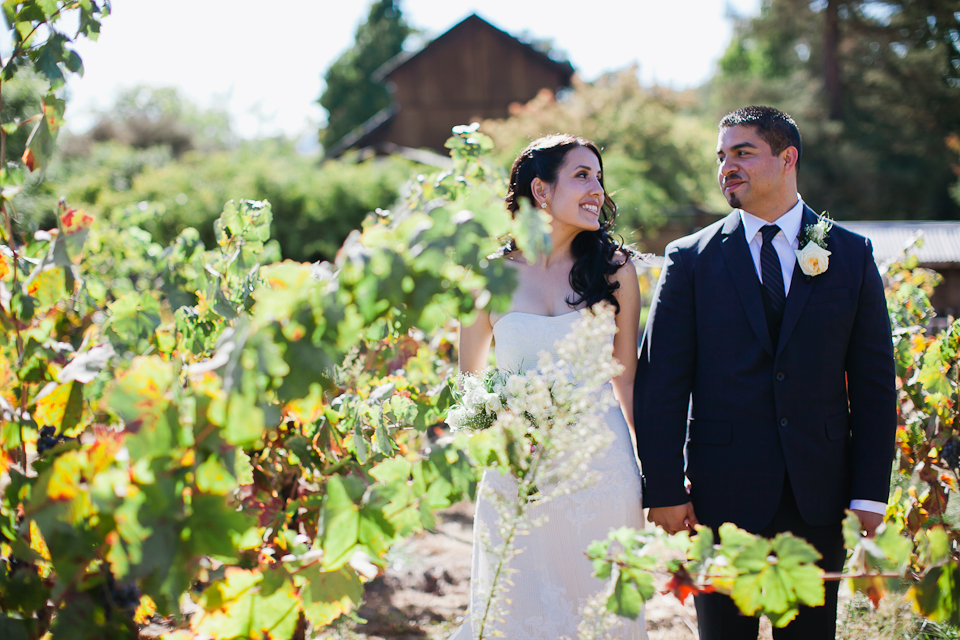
[{"xmin": 849, "ymin": 499, "xmax": 887, "ymax": 515}]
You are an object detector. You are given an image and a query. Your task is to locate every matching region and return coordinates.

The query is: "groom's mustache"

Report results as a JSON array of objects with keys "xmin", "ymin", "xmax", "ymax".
[{"xmin": 723, "ymin": 174, "xmax": 745, "ymax": 185}]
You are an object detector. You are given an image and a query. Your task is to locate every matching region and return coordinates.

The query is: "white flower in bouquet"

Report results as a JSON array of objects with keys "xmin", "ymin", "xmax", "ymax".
[
  {"xmin": 506, "ymin": 394, "xmax": 528, "ymax": 415},
  {"xmin": 484, "ymin": 393, "xmax": 503, "ymax": 413},
  {"xmin": 506, "ymin": 374, "xmax": 526, "ymax": 397},
  {"xmin": 445, "ymin": 406, "xmax": 467, "ymax": 431}
]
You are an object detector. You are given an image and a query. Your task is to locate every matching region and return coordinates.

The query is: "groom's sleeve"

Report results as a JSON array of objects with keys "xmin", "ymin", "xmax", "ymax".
[
  {"xmin": 635, "ymin": 242, "xmax": 696, "ymax": 509},
  {"xmin": 846, "ymin": 238, "xmax": 898, "ymax": 505}
]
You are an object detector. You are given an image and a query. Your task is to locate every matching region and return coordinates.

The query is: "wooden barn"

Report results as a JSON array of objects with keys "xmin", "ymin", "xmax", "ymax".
[{"xmin": 326, "ymin": 13, "xmax": 574, "ymax": 158}]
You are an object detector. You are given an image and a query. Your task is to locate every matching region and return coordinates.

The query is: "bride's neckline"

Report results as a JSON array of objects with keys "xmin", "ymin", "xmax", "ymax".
[{"xmin": 492, "ymin": 309, "xmax": 580, "ymax": 330}]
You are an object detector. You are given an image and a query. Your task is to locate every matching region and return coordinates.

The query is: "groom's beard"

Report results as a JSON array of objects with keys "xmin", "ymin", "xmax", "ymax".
[{"xmin": 722, "ymin": 175, "xmax": 744, "ymax": 209}]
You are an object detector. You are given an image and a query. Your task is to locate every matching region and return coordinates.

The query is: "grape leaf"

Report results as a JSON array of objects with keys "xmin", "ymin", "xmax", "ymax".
[
  {"xmin": 193, "ymin": 568, "xmax": 300, "ymax": 640},
  {"xmin": 321, "ymin": 476, "xmax": 360, "ymax": 570},
  {"xmin": 298, "ymin": 565, "xmax": 363, "ymax": 629},
  {"xmin": 607, "ymin": 569, "xmax": 643, "ymax": 619}
]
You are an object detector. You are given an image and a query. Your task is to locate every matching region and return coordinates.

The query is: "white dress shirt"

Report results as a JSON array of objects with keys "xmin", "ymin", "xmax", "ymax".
[
  {"xmin": 738, "ymin": 197, "xmax": 887, "ymax": 517},
  {"xmin": 739, "ymin": 198, "xmax": 804, "ymax": 295}
]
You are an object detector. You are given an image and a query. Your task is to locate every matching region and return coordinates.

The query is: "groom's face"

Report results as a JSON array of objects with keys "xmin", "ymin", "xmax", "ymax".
[{"xmin": 716, "ymin": 125, "xmax": 785, "ymax": 212}]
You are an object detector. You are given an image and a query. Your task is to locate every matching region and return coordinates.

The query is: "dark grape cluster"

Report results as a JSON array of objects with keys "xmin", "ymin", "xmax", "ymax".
[
  {"xmin": 36, "ymin": 426, "xmax": 74, "ymax": 455},
  {"xmin": 98, "ymin": 571, "xmax": 142, "ymax": 616},
  {"xmin": 942, "ymin": 440, "xmax": 960, "ymax": 471}
]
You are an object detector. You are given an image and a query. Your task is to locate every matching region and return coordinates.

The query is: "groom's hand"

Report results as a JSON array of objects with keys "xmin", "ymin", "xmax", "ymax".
[
  {"xmin": 852, "ymin": 509, "xmax": 883, "ymax": 538},
  {"xmin": 647, "ymin": 503, "xmax": 699, "ymax": 535}
]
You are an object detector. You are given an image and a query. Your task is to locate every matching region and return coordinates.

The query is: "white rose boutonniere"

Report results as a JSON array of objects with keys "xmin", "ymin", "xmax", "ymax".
[
  {"xmin": 795, "ymin": 212, "xmax": 834, "ymax": 277},
  {"xmin": 795, "ymin": 242, "xmax": 831, "ymax": 276}
]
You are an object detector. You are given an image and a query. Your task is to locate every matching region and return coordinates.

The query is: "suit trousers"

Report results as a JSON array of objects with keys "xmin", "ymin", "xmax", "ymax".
[{"xmin": 694, "ymin": 476, "xmax": 846, "ymax": 640}]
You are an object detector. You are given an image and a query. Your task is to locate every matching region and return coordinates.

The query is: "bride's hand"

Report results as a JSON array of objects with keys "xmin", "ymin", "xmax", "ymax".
[{"xmin": 647, "ymin": 503, "xmax": 699, "ymax": 535}]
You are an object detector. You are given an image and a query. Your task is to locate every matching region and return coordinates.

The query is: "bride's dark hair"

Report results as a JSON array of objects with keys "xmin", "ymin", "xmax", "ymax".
[{"xmin": 504, "ymin": 133, "xmax": 629, "ymax": 313}]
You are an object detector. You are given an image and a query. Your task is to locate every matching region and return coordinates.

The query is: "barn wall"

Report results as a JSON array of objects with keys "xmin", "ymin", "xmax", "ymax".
[{"xmin": 384, "ymin": 18, "xmax": 571, "ymax": 151}]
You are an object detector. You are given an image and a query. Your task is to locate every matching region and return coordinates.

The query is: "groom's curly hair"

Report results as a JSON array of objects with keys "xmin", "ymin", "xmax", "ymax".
[
  {"xmin": 719, "ymin": 106, "xmax": 802, "ymax": 173},
  {"xmin": 504, "ymin": 134, "xmax": 631, "ymax": 314}
]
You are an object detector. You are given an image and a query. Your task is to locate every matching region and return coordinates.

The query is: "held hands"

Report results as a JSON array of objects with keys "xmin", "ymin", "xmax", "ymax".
[
  {"xmin": 647, "ymin": 502, "xmax": 699, "ymax": 535},
  {"xmin": 648, "ymin": 505, "xmax": 880, "ymax": 537},
  {"xmin": 852, "ymin": 508, "xmax": 883, "ymax": 538}
]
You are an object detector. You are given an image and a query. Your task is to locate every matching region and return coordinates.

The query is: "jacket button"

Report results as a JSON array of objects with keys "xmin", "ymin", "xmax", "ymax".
[
  {"xmin": 779, "ymin": 418, "xmax": 788, "ymax": 427},
  {"xmin": 776, "ymin": 372, "xmax": 785, "ymax": 382}
]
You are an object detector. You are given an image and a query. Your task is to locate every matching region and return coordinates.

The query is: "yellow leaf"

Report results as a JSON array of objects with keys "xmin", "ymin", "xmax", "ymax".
[
  {"xmin": 0, "ymin": 252, "xmax": 9, "ymax": 280},
  {"xmin": 34, "ymin": 383, "xmax": 72, "ymax": 429},
  {"xmin": 134, "ymin": 594, "xmax": 156, "ymax": 624},
  {"xmin": 27, "ymin": 267, "xmax": 66, "ymax": 310},
  {"xmin": 29, "ymin": 520, "xmax": 50, "ymax": 561},
  {"xmin": 283, "ymin": 387, "xmax": 325, "ymax": 426},
  {"xmin": 47, "ymin": 450, "xmax": 83, "ymax": 500},
  {"xmin": 87, "ymin": 427, "xmax": 123, "ymax": 475},
  {"xmin": 909, "ymin": 334, "xmax": 928, "ymax": 356}
]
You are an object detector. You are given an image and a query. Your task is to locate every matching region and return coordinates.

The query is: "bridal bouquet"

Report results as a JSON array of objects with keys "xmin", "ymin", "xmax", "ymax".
[
  {"xmin": 444, "ymin": 304, "xmax": 621, "ymax": 435},
  {"xmin": 445, "ymin": 367, "xmax": 518, "ymax": 432}
]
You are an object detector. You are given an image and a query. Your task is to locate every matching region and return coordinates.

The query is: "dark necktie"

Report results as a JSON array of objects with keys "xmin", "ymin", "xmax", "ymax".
[{"xmin": 760, "ymin": 224, "xmax": 785, "ymax": 342}]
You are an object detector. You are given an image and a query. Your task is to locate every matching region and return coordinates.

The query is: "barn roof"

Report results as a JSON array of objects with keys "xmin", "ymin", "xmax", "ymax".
[
  {"xmin": 323, "ymin": 104, "xmax": 399, "ymax": 160},
  {"xmin": 373, "ymin": 13, "xmax": 574, "ymax": 83},
  {"xmin": 838, "ymin": 221, "xmax": 960, "ymax": 264}
]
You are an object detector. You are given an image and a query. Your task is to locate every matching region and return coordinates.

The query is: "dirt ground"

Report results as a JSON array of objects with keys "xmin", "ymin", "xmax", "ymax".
[{"xmin": 325, "ymin": 501, "xmax": 777, "ymax": 640}]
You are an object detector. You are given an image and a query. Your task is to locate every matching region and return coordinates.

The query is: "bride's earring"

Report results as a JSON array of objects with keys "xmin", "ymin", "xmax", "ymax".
[{"xmin": 540, "ymin": 202, "xmax": 547, "ymax": 209}]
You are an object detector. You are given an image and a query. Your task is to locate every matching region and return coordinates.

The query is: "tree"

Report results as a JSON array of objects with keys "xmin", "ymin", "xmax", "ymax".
[
  {"xmin": 79, "ymin": 85, "xmax": 236, "ymax": 156},
  {"xmin": 318, "ymin": 0, "xmax": 412, "ymax": 150},
  {"xmin": 0, "ymin": 67, "xmax": 46, "ymax": 164},
  {"xmin": 713, "ymin": 0, "xmax": 960, "ymax": 221},
  {"xmin": 480, "ymin": 69, "xmax": 727, "ymax": 247}
]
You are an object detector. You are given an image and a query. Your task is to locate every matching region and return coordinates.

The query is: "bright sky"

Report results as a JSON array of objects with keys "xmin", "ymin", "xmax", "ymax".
[{"xmin": 62, "ymin": 0, "xmax": 761, "ymax": 140}]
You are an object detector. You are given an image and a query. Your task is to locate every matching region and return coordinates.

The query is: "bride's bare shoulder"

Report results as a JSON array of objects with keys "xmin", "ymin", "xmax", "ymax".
[{"xmin": 611, "ymin": 249, "xmax": 638, "ymax": 279}]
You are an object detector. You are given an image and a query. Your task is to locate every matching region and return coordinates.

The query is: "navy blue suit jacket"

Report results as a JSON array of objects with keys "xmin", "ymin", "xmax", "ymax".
[{"xmin": 634, "ymin": 206, "xmax": 897, "ymax": 531}]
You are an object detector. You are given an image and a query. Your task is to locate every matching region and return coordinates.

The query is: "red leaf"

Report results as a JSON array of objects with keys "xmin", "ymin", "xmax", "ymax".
[
  {"xmin": 60, "ymin": 208, "xmax": 77, "ymax": 227},
  {"xmin": 22, "ymin": 147, "xmax": 36, "ymax": 171},
  {"xmin": 663, "ymin": 566, "xmax": 715, "ymax": 604}
]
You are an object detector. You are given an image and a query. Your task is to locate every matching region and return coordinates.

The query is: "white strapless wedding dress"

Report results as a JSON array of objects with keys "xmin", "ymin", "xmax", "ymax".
[{"xmin": 450, "ymin": 311, "xmax": 648, "ymax": 640}]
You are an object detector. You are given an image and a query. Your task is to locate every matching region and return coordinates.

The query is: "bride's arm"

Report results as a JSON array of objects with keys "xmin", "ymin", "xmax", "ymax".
[
  {"xmin": 611, "ymin": 256, "xmax": 641, "ymax": 430},
  {"xmin": 458, "ymin": 311, "xmax": 494, "ymax": 374}
]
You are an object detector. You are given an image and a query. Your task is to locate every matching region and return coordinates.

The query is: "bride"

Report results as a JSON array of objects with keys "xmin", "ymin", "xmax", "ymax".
[{"xmin": 451, "ymin": 134, "xmax": 648, "ymax": 639}]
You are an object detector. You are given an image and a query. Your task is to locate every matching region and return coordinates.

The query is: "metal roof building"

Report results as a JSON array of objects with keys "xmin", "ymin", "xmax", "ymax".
[
  {"xmin": 839, "ymin": 220, "xmax": 960, "ymax": 321},
  {"xmin": 839, "ymin": 221, "xmax": 960, "ymax": 266}
]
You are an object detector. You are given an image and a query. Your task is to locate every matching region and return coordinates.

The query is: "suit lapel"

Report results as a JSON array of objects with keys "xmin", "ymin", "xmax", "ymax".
[
  {"xmin": 719, "ymin": 212, "xmax": 774, "ymax": 357},
  {"xmin": 776, "ymin": 206, "xmax": 819, "ymax": 356}
]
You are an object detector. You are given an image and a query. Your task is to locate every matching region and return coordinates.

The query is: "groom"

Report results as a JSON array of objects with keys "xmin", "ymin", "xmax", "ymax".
[{"xmin": 634, "ymin": 106, "xmax": 897, "ymax": 639}]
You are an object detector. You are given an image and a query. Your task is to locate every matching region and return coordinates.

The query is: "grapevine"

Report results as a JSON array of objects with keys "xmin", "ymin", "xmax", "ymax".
[{"xmin": 0, "ymin": 4, "xmax": 957, "ymax": 634}]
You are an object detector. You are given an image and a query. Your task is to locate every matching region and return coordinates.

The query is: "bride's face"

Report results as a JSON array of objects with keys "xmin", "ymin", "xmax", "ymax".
[{"xmin": 535, "ymin": 146, "xmax": 605, "ymax": 233}]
